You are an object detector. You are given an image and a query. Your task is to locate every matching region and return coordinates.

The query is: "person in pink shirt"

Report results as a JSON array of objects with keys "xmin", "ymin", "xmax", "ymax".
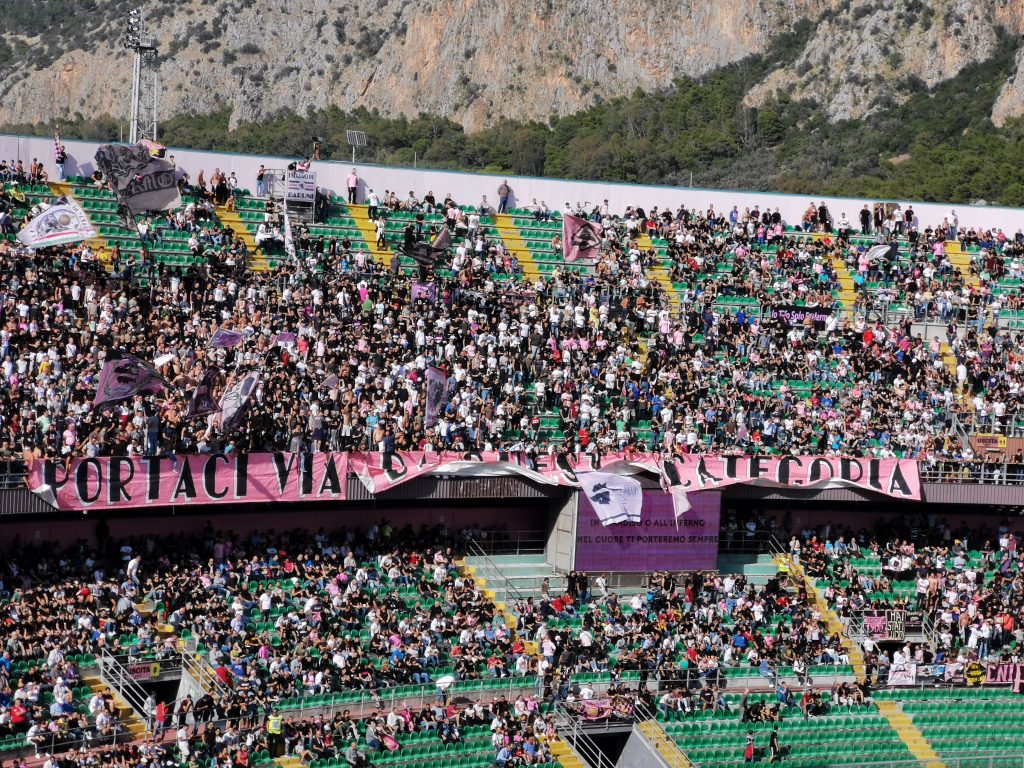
[{"xmin": 347, "ymin": 169, "xmax": 359, "ymax": 204}]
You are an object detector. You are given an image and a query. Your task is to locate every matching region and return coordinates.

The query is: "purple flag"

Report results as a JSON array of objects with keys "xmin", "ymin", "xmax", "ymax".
[
  {"xmin": 563, "ymin": 214, "xmax": 603, "ymax": 262},
  {"xmin": 275, "ymin": 332, "xmax": 297, "ymax": 346},
  {"xmin": 218, "ymin": 371, "xmax": 260, "ymax": 431},
  {"xmin": 94, "ymin": 355, "xmax": 168, "ymax": 406},
  {"xmin": 209, "ymin": 328, "xmax": 244, "ymax": 349},
  {"xmin": 185, "ymin": 367, "xmax": 221, "ymax": 419},
  {"xmin": 411, "ymin": 281, "xmax": 437, "ymax": 303},
  {"xmin": 425, "ymin": 366, "xmax": 450, "ymax": 428},
  {"xmin": 320, "ymin": 374, "xmax": 339, "ymax": 389}
]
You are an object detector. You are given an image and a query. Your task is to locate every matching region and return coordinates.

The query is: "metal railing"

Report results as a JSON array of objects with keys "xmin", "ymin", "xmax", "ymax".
[
  {"xmin": 633, "ymin": 701, "xmax": 694, "ymax": 768},
  {"xmin": 180, "ymin": 646, "xmax": 229, "ymax": 698},
  {"xmin": 465, "ymin": 537, "xmax": 529, "ymax": 604},
  {"xmin": 268, "ymin": 675, "xmax": 543, "ymax": 720},
  {"xmin": 14, "ymin": 716, "xmax": 132, "ymax": 758},
  {"xmin": 552, "ymin": 702, "xmax": 619, "ymax": 768},
  {"xmin": 918, "ymin": 460, "xmax": 1024, "ymax": 485},
  {"xmin": 96, "ymin": 646, "xmax": 151, "ymax": 724}
]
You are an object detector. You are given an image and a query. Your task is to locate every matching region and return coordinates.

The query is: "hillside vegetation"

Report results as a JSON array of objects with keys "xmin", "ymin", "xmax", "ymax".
[{"xmin": 8, "ymin": 24, "xmax": 1024, "ymax": 206}]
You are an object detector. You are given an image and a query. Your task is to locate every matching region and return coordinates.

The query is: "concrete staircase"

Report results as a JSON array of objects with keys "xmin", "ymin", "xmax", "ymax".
[
  {"xmin": 494, "ymin": 213, "xmax": 540, "ymax": 280},
  {"xmin": 875, "ymin": 701, "xmax": 945, "ymax": 768},
  {"xmin": 829, "ymin": 253, "xmax": 859, "ymax": 308},
  {"xmin": 636, "ymin": 719, "xmax": 694, "ymax": 768},
  {"xmin": 215, "ymin": 204, "xmax": 267, "ymax": 271},
  {"xmin": 717, "ymin": 553, "xmax": 779, "ymax": 587},
  {"xmin": 546, "ymin": 737, "xmax": 586, "ymax": 768},
  {"xmin": 346, "ymin": 203, "xmax": 392, "ymax": 263},
  {"xmin": 635, "ymin": 232, "xmax": 676, "ymax": 297},
  {"xmin": 462, "ymin": 553, "xmax": 563, "ymax": 606},
  {"xmin": 81, "ymin": 669, "xmax": 147, "ymax": 739}
]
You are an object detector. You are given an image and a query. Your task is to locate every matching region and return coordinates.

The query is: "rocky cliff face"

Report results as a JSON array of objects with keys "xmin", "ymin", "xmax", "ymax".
[
  {"xmin": 743, "ymin": 0, "xmax": 1024, "ymax": 122},
  {"xmin": 0, "ymin": 0, "xmax": 1022, "ymax": 131}
]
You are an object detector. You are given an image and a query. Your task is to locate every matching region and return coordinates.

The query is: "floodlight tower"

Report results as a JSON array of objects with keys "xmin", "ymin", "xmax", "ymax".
[{"xmin": 124, "ymin": 7, "xmax": 159, "ymax": 144}]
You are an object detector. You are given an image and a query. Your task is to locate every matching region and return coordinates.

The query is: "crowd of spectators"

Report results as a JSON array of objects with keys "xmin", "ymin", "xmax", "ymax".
[
  {"xmin": 791, "ymin": 513, "xmax": 1024, "ymax": 681},
  {"xmin": 2, "ymin": 160, "xmax": 1024, "ymax": 474}
]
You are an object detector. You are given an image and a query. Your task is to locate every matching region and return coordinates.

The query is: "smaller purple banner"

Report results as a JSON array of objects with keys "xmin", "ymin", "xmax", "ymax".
[{"xmin": 574, "ymin": 490, "xmax": 721, "ymax": 572}]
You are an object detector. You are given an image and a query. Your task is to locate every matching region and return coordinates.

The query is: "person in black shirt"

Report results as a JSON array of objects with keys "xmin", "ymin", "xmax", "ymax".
[{"xmin": 769, "ymin": 727, "xmax": 782, "ymax": 763}]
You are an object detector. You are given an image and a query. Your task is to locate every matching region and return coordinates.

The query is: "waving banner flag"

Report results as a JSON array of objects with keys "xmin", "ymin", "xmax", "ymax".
[
  {"xmin": 431, "ymin": 227, "xmax": 452, "ymax": 252},
  {"xmin": 410, "ymin": 281, "xmax": 437, "ymax": 303},
  {"xmin": 94, "ymin": 354, "xmax": 168, "ymax": 406},
  {"xmin": 864, "ymin": 242, "xmax": 898, "ymax": 263},
  {"xmin": 218, "ymin": 371, "xmax": 260, "ymax": 431},
  {"xmin": 408, "ymin": 228, "xmax": 453, "ymax": 267},
  {"xmin": 563, "ymin": 214, "xmax": 603, "ymax": 262},
  {"xmin": 94, "ymin": 142, "xmax": 181, "ymax": 226},
  {"xmin": 579, "ymin": 472, "xmax": 643, "ymax": 526},
  {"xmin": 209, "ymin": 328, "xmax": 244, "ymax": 349},
  {"xmin": 425, "ymin": 366, "xmax": 449, "ymax": 428},
  {"xmin": 17, "ymin": 196, "xmax": 95, "ymax": 249},
  {"xmin": 185, "ymin": 367, "xmax": 221, "ymax": 419}
]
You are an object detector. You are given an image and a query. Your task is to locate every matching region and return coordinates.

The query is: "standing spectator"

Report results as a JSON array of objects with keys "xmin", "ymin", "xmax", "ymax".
[
  {"xmin": 347, "ymin": 169, "xmax": 359, "ymax": 204},
  {"xmin": 367, "ymin": 189, "xmax": 380, "ymax": 220},
  {"xmin": 54, "ymin": 133, "xmax": 67, "ymax": 181},
  {"xmin": 769, "ymin": 727, "xmax": 782, "ymax": 763},
  {"xmin": 256, "ymin": 165, "xmax": 267, "ymax": 197},
  {"xmin": 497, "ymin": 180, "xmax": 511, "ymax": 213}
]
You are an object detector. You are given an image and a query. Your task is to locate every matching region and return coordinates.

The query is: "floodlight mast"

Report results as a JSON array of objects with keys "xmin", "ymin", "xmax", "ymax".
[{"xmin": 124, "ymin": 7, "xmax": 159, "ymax": 144}]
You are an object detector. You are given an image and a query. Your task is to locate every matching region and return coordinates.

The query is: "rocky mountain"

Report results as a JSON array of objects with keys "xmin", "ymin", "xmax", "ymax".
[{"xmin": 0, "ymin": 0, "xmax": 1022, "ymax": 131}]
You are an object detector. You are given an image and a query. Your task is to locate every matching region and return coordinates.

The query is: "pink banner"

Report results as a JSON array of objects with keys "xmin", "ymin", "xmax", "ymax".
[
  {"xmin": 660, "ymin": 455, "xmax": 920, "ymax": 500},
  {"xmin": 30, "ymin": 452, "xmax": 921, "ymax": 510},
  {"xmin": 34, "ymin": 453, "xmax": 348, "ymax": 510}
]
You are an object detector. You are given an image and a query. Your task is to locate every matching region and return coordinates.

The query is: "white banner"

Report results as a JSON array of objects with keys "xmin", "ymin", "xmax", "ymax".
[
  {"xmin": 579, "ymin": 472, "xmax": 643, "ymax": 526},
  {"xmin": 887, "ymin": 663, "xmax": 917, "ymax": 687},
  {"xmin": 17, "ymin": 196, "xmax": 95, "ymax": 248},
  {"xmin": 285, "ymin": 171, "xmax": 316, "ymax": 203}
]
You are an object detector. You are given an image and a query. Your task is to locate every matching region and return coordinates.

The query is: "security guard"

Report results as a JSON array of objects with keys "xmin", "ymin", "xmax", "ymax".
[{"xmin": 267, "ymin": 711, "xmax": 283, "ymax": 756}]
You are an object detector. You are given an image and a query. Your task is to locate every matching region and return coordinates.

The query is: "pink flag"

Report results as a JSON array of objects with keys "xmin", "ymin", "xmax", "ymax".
[
  {"xmin": 94, "ymin": 355, "xmax": 168, "ymax": 406},
  {"xmin": 431, "ymin": 227, "xmax": 452, "ymax": 251},
  {"xmin": 563, "ymin": 214, "xmax": 603, "ymax": 262}
]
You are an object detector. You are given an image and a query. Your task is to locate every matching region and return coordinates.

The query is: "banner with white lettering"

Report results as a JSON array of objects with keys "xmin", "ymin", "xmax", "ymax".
[
  {"xmin": 285, "ymin": 171, "xmax": 316, "ymax": 203},
  {"xmin": 34, "ymin": 453, "xmax": 349, "ymax": 509},
  {"xmin": 29, "ymin": 452, "xmax": 921, "ymax": 510}
]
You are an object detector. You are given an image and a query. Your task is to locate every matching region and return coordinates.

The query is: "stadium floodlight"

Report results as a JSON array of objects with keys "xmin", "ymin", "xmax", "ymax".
[
  {"xmin": 123, "ymin": 8, "xmax": 142, "ymax": 49},
  {"xmin": 124, "ymin": 6, "xmax": 160, "ymax": 144},
  {"xmin": 346, "ymin": 130, "xmax": 367, "ymax": 163}
]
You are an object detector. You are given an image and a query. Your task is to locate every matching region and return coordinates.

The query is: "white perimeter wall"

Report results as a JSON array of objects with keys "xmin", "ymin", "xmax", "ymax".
[{"xmin": 5, "ymin": 131, "xmax": 1024, "ymax": 233}]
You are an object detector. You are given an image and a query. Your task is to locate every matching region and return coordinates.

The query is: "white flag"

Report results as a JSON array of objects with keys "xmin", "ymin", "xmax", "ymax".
[
  {"xmin": 671, "ymin": 489, "xmax": 692, "ymax": 526},
  {"xmin": 580, "ymin": 471, "xmax": 643, "ymax": 526},
  {"xmin": 284, "ymin": 211, "xmax": 296, "ymax": 261},
  {"xmin": 17, "ymin": 197, "xmax": 95, "ymax": 249},
  {"xmin": 217, "ymin": 371, "xmax": 260, "ymax": 431}
]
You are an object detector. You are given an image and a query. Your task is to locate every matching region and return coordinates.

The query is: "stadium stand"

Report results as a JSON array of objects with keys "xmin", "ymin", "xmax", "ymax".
[{"xmin": 5, "ymin": 142, "xmax": 1024, "ymax": 768}]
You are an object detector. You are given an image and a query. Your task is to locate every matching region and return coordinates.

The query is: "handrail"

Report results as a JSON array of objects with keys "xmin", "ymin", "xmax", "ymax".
[
  {"xmin": 633, "ymin": 700, "xmax": 694, "ymax": 768},
  {"xmin": 466, "ymin": 536, "xmax": 528, "ymax": 604},
  {"xmin": 181, "ymin": 643, "xmax": 229, "ymax": 698},
  {"xmin": 96, "ymin": 646, "xmax": 152, "ymax": 725},
  {"xmin": 552, "ymin": 702, "xmax": 617, "ymax": 768}
]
